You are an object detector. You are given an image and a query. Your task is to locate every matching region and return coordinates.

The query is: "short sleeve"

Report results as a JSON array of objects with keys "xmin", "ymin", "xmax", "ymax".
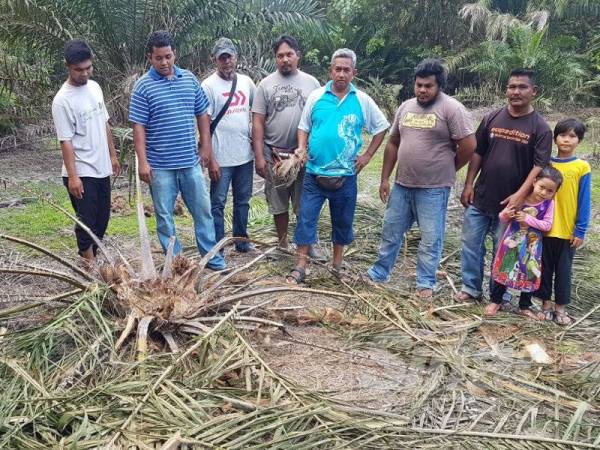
[
  {"xmin": 361, "ymin": 94, "xmax": 390, "ymax": 135},
  {"xmin": 94, "ymin": 82, "xmax": 110, "ymax": 122},
  {"xmin": 533, "ymin": 120, "xmax": 552, "ymax": 167},
  {"xmin": 251, "ymin": 82, "xmax": 267, "ymax": 114},
  {"xmin": 52, "ymin": 99, "xmax": 76, "ymax": 141},
  {"xmin": 311, "ymin": 76, "xmax": 321, "ymax": 90},
  {"xmin": 298, "ymin": 89, "xmax": 320, "ymax": 132},
  {"xmin": 447, "ymin": 101, "xmax": 475, "ymax": 141},
  {"xmin": 201, "ymin": 78, "xmax": 216, "ymax": 117},
  {"xmin": 248, "ymin": 77, "xmax": 257, "ymax": 108},
  {"xmin": 474, "ymin": 117, "xmax": 489, "ymax": 157},
  {"xmin": 103, "ymin": 102, "xmax": 110, "ymax": 122},
  {"xmin": 194, "ymin": 78, "xmax": 209, "ymax": 116},
  {"xmin": 128, "ymin": 82, "xmax": 150, "ymax": 126},
  {"xmin": 389, "ymin": 106, "xmax": 402, "ymax": 139}
]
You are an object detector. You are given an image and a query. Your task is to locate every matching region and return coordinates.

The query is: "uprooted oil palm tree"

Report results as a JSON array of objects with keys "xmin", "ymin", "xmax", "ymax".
[{"xmin": 0, "ymin": 157, "xmax": 353, "ymax": 360}]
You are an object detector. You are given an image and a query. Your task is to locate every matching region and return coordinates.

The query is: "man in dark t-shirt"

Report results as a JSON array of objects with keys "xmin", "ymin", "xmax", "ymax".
[{"xmin": 457, "ymin": 69, "xmax": 552, "ymax": 301}]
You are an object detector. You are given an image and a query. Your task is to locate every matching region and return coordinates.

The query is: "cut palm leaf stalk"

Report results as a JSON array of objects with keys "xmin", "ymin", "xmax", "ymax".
[
  {"xmin": 22, "ymin": 186, "xmax": 126, "ymax": 270},
  {"xmin": 0, "ymin": 289, "xmax": 82, "ymax": 319},
  {"xmin": 0, "ymin": 267, "xmax": 90, "ymax": 290},
  {"xmin": 134, "ymin": 154, "xmax": 157, "ymax": 281},
  {"xmin": 0, "ymin": 234, "xmax": 93, "ymax": 281}
]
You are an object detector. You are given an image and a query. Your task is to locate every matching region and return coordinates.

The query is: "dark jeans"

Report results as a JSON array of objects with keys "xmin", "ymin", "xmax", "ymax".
[
  {"xmin": 63, "ymin": 176, "xmax": 111, "ymax": 255},
  {"xmin": 535, "ymin": 237, "xmax": 575, "ymax": 305},
  {"xmin": 209, "ymin": 160, "xmax": 254, "ymax": 252},
  {"xmin": 490, "ymin": 283, "xmax": 533, "ymax": 310},
  {"xmin": 294, "ymin": 173, "xmax": 358, "ymax": 246}
]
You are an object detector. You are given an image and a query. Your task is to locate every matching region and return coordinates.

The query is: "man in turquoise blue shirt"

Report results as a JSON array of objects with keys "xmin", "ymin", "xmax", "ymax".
[{"xmin": 286, "ymin": 48, "xmax": 389, "ymax": 283}]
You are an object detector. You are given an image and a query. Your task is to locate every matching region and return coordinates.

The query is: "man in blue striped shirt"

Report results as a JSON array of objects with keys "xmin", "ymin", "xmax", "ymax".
[{"xmin": 129, "ymin": 30, "xmax": 226, "ymax": 269}]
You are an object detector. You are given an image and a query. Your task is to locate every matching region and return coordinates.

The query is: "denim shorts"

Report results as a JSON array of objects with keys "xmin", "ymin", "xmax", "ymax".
[{"xmin": 294, "ymin": 173, "xmax": 357, "ymax": 246}]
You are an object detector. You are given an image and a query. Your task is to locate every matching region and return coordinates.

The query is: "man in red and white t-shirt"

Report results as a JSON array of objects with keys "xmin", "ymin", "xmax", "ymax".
[{"xmin": 202, "ymin": 38, "xmax": 257, "ymax": 253}]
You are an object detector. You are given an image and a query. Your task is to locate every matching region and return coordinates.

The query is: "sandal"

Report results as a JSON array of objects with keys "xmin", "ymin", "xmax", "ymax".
[
  {"xmin": 554, "ymin": 310, "xmax": 573, "ymax": 326},
  {"xmin": 542, "ymin": 308, "xmax": 555, "ymax": 321},
  {"xmin": 483, "ymin": 303, "xmax": 501, "ymax": 316},
  {"xmin": 518, "ymin": 308, "xmax": 545, "ymax": 321},
  {"xmin": 286, "ymin": 267, "xmax": 306, "ymax": 284}
]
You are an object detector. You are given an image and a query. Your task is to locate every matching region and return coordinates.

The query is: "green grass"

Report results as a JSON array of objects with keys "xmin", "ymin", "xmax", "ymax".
[
  {"xmin": 0, "ymin": 182, "xmax": 167, "ymax": 249},
  {"xmin": 0, "ymin": 180, "xmax": 276, "ymax": 251}
]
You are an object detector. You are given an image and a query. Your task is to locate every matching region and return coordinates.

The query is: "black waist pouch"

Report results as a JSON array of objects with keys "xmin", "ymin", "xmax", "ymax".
[{"xmin": 315, "ymin": 176, "xmax": 345, "ymax": 191}]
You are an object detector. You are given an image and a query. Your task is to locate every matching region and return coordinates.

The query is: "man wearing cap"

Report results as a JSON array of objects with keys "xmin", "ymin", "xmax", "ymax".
[
  {"xmin": 202, "ymin": 38, "xmax": 257, "ymax": 253},
  {"xmin": 129, "ymin": 30, "xmax": 226, "ymax": 270},
  {"xmin": 252, "ymin": 35, "xmax": 320, "ymax": 251}
]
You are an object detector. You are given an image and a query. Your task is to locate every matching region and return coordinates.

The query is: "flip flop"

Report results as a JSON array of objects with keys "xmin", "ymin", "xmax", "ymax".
[
  {"xmin": 518, "ymin": 308, "xmax": 545, "ymax": 320},
  {"xmin": 328, "ymin": 264, "xmax": 352, "ymax": 283},
  {"xmin": 542, "ymin": 308, "xmax": 555, "ymax": 321},
  {"xmin": 416, "ymin": 288, "xmax": 433, "ymax": 300},
  {"xmin": 553, "ymin": 310, "xmax": 573, "ymax": 326}
]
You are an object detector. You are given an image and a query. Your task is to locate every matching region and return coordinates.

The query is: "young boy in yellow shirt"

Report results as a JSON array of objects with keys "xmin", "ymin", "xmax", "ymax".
[{"xmin": 536, "ymin": 118, "xmax": 592, "ymax": 325}]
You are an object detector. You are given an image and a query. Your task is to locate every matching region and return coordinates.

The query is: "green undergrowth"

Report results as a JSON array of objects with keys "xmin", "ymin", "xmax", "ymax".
[{"xmin": 0, "ymin": 181, "xmax": 274, "ymax": 251}]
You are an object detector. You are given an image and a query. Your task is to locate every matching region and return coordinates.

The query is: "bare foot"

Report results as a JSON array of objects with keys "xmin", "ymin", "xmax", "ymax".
[
  {"xmin": 518, "ymin": 308, "xmax": 545, "ymax": 320},
  {"xmin": 416, "ymin": 288, "xmax": 433, "ymax": 299},
  {"xmin": 455, "ymin": 291, "xmax": 479, "ymax": 302},
  {"xmin": 483, "ymin": 303, "xmax": 501, "ymax": 316}
]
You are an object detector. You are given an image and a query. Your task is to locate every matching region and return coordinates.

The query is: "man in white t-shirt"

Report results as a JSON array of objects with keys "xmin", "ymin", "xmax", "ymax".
[
  {"xmin": 202, "ymin": 38, "xmax": 256, "ymax": 253},
  {"xmin": 51, "ymin": 40, "xmax": 120, "ymax": 266}
]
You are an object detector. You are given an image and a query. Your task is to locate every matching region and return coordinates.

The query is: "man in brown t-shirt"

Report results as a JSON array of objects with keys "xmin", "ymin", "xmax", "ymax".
[
  {"xmin": 456, "ymin": 69, "xmax": 552, "ymax": 303},
  {"xmin": 367, "ymin": 59, "xmax": 476, "ymax": 298}
]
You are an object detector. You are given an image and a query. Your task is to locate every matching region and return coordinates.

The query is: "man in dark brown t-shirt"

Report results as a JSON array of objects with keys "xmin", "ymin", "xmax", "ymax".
[{"xmin": 457, "ymin": 69, "xmax": 552, "ymax": 302}]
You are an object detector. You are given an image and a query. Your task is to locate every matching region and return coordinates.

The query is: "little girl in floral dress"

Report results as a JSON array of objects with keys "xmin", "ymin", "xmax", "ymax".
[{"xmin": 484, "ymin": 166, "xmax": 563, "ymax": 319}]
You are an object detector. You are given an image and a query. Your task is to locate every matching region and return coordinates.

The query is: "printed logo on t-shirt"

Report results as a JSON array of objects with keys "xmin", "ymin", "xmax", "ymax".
[
  {"xmin": 271, "ymin": 84, "xmax": 306, "ymax": 112},
  {"xmin": 222, "ymin": 90, "xmax": 247, "ymax": 106},
  {"xmin": 402, "ymin": 112, "xmax": 436, "ymax": 129},
  {"xmin": 490, "ymin": 127, "xmax": 530, "ymax": 144},
  {"xmin": 80, "ymin": 101, "xmax": 105, "ymax": 124},
  {"xmin": 222, "ymin": 90, "xmax": 249, "ymax": 115}
]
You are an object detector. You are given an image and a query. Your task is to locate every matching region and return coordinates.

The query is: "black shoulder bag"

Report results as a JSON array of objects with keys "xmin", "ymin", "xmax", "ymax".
[{"xmin": 209, "ymin": 74, "xmax": 237, "ymax": 136}]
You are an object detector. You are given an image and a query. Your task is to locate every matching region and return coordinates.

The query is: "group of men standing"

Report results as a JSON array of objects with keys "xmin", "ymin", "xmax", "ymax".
[{"xmin": 52, "ymin": 31, "xmax": 554, "ymax": 304}]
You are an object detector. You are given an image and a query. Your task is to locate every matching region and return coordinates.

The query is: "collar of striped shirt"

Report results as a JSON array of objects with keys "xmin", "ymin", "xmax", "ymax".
[{"xmin": 148, "ymin": 65, "xmax": 183, "ymax": 80}]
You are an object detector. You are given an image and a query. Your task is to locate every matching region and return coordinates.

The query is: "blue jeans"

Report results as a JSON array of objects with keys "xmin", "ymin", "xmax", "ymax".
[
  {"xmin": 294, "ymin": 173, "xmax": 357, "ymax": 246},
  {"xmin": 149, "ymin": 164, "xmax": 226, "ymax": 270},
  {"xmin": 210, "ymin": 160, "xmax": 253, "ymax": 252},
  {"xmin": 368, "ymin": 184, "xmax": 450, "ymax": 289},
  {"xmin": 460, "ymin": 205, "xmax": 503, "ymax": 298}
]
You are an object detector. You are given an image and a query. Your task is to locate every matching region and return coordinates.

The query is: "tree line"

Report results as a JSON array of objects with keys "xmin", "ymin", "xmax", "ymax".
[{"xmin": 0, "ymin": 0, "xmax": 599, "ymax": 135}]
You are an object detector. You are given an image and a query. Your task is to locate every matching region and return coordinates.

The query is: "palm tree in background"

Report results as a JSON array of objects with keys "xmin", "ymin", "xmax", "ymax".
[{"xmin": 0, "ymin": 0, "xmax": 325, "ymax": 124}]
